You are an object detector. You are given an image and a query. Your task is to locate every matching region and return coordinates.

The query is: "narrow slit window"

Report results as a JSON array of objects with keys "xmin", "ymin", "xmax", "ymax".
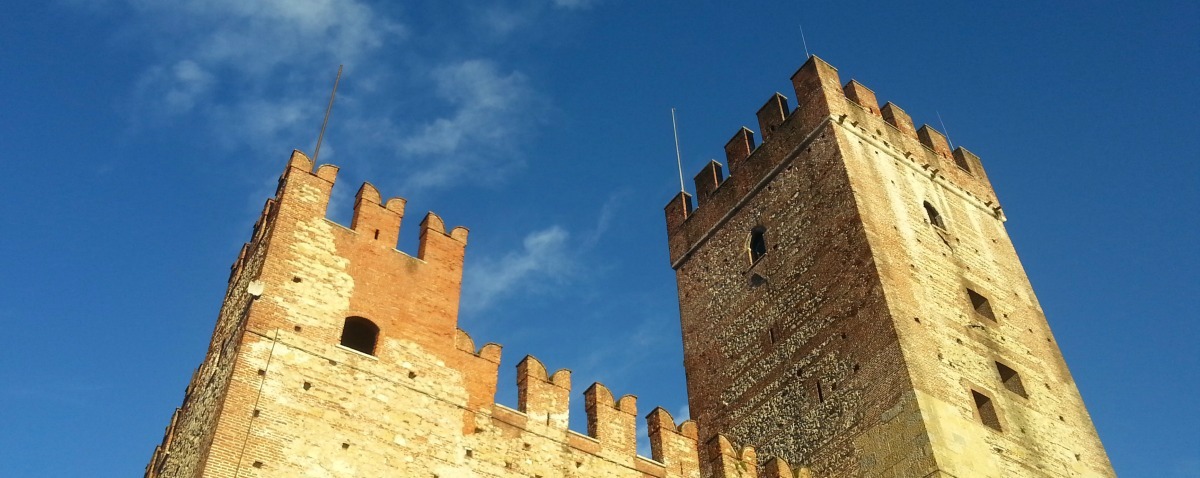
[
  {"xmin": 923, "ymin": 201, "xmax": 945, "ymax": 229},
  {"xmin": 996, "ymin": 362, "xmax": 1028, "ymax": 398},
  {"xmin": 748, "ymin": 226, "xmax": 767, "ymax": 264},
  {"xmin": 967, "ymin": 288, "xmax": 996, "ymax": 321},
  {"xmin": 972, "ymin": 390, "xmax": 1002, "ymax": 431},
  {"xmin": 340, "ymin": 316, "xmax": 380, "ymax": 355}
]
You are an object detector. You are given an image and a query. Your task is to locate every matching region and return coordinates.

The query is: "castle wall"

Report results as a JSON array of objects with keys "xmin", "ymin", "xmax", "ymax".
[
  {"xmin": 146, "ymin": 152, "xmax": 749, "ymax": 478},
  {"xmin": 830, "ymin": 70, "xmax": 1115, "ymax": 477},
  {"xmin": 145, "ymin": 195, "xmax": 276, "ymax": 478}
]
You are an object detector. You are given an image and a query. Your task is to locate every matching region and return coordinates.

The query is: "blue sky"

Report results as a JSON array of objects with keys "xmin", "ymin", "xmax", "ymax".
[{"xmin": 1, "ymin": 1, "xmax": 1197, "ymax": 476}]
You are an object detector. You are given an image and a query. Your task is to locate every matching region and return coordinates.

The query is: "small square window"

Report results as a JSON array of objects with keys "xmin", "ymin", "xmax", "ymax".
[
  {"xmin": 967, "ymin": 288, "xmax": 996, "ymax": 321},
  {"xmin": 996, "ymin": 362, "xmax": 1028, "ymax": 398},
  {"xmin": 971, "ymin": 390, "xmax": 1002, "ymax": 431}
]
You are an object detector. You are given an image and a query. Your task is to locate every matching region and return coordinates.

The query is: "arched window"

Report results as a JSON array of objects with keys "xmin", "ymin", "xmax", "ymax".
[
  {"xmin": 748, "ymin": 226, "xmax": 767, "ymax": 263},
  {"xmin": 340, "ymin": 316, "xmax": 380, "ymax": 355},
  {"xmin": 923, "ymin": 201, "xmax": 945, "ymax": 229}
]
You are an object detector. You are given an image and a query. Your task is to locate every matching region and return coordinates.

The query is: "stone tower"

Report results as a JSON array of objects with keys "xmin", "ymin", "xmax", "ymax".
[{"xmin": 664, "ymin": 56, "xmax": 1114, "ymax": 477}]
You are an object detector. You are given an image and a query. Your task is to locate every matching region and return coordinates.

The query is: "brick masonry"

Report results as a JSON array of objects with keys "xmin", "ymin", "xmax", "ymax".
[{"xmin": 146, "ymin": 55, "xmax": 1112, "ymax": 478}]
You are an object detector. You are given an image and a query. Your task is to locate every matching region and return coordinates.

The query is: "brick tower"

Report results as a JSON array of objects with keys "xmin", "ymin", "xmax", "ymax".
[
  {"xmin": 146, "ymin": 151, "xmax": 735, "ymax": 478},
  {"xmin": 665, "ymin": 56, "xmax": 1114, "ymax": 477}
]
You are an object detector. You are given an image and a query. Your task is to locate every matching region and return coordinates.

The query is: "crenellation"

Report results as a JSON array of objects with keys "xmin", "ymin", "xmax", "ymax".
[
  {"xmin": 708, "ymin": 435, "xmax": 758, "ymax": 478},
  {"xmin": 584, "ymin": 383, "xmax": 639, "ymax": 460},
  {"xmin": 880, "ymin": 102, "xmax": 917, "ymax": 138},
  {"xmin": 418, "ymin": 211, "xmax": 469, "ymax": 262},
  {"xmin": 314, "ymin": 163, "xmax": 339, "ymax": 183},
  {"xmin": 759, "ymin": 456, "xmax": 791, "ymax": 478},
  {"xmin": 916, "ymin": 124, "xmax": 953, "ymax": 159},
  {"xmin": 516, "ymin": 355, "xmax": 572, "ymax": 433},
  {"xmin": 351, "ymin": 182, "xmax": 404, "ymax": 247},
  {"xmin": 646, "ymin": 407, "xmax": 701, "ymax": 478},
  {"xmin": 663, "ymin": 191, "xmax": 693, "ymax": 239},
  {"xmin": 724, "ymin": 127, "xmax": 756, "ymax": 173},
  {"xmin": 755, "ymin": 93, "xmax": 791, "ymax": 141},
  {"xmin": 693, "ymin": 160, "xmax": 725, "ymax": 206},
  {"xmin": 788, "ymin": 56, "xmax": 842, "ymax": 130},
  {"xmin": 842, "ymin": 80, "xmax": 879, "ymax": 116}
]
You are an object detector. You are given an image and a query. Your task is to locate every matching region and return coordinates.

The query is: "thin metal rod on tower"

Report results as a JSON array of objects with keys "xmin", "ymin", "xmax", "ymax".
[
  {"xmin": 936, "ymin": 111, "xmax": 954, "ymax": 150},
  {"xmin": 671, "ymin": 108, "xmax": 685, "ymax": 194},
  {"xmin": 800, "ymin": 24, "xmax": 811, "ymax": 58},
  {"xmin": 313, "ymin": 65, "xmax": 343, "ymax": 163}
]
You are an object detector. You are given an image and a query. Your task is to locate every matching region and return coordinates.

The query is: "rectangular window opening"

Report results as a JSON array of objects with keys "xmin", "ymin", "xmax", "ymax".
[
  {"xmin": 996, "ymin": 362, "xmax": 1028, "ymax": 398},
  {"xmin": 967, "ymin": 288, "xmax": 996, "ymax": 321},
  {"xmin": 972, "ymin": 390, "xmax": 1002, "ymax": 431}
]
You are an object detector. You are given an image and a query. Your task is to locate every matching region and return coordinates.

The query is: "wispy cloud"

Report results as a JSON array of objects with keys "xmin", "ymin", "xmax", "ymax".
[
  {"xmin": 116, "ymin": 0, "xmax": 404, "ymax": 152},
  {"xmin": 462, "ymin": 226, "xmax": 574, "ymax": 313},
  {"xmin": 460, "ymin": 190, "xmax": 625, "ymax": 315},
  {"xmin": 102, "ymin": 0, "xmax": 564, "ymax": 192},
  {"xmin": 398, "ymin": 59, "xmax": 539, "ymax": 191}
]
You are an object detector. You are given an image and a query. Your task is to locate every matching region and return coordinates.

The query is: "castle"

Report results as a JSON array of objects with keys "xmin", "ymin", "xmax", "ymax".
[{"xmin": 144, "ymin": 56, "xmax": 1114, "ymax": 477}]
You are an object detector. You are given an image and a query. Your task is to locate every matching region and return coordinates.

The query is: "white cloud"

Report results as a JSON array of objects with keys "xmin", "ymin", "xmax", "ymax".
[
  {"xmin": 128, "ymin": 0, "xmax": 401, "ymax": 69},
  {"xmin": 398, "ymin": 59, "xmax": 538, "ymax": 190},
  {"xmin": 462, "ymin": 226, "xmax": 574, "ymax": 313},
  {"xmin": 101, "ymin": 0, "xmax": 554, "ymax": 192},
  {"xmin": 117, "ymin": 0, "xmax": 404, "ymax": 150}
]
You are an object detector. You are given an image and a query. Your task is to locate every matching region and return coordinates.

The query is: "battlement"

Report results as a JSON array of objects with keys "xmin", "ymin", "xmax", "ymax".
[
  {"xmin": 664, "ymin": 56, "xmax": 1000, "ymax": 267},
  {"xmin": 280, "ymin": 150, "xmax": 469, "ymax": 256}
]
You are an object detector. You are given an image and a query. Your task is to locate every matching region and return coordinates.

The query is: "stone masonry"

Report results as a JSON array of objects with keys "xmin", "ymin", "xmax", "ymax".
[
  {"xmin": 146, "ymin": 55, "xmax": 1113, "ymax": 478},
  {"xmin": 666, "ymin": 56, "xmax": 1114, "ymax": 477}
]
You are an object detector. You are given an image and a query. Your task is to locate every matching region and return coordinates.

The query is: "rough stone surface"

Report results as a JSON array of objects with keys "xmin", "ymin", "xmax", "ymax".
[{"xmin": 666, "ymin": 57, "xmax": 1113, "ymax": 477}]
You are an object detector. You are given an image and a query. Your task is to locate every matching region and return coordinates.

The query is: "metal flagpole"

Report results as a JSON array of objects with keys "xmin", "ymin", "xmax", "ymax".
[
  {"xmin": 671, "ymin": 108, "xmax": 685, "ymax": 193},
  {"xmin": 313, "ymin": 65, "xmax": 343, "ymax": 163}
]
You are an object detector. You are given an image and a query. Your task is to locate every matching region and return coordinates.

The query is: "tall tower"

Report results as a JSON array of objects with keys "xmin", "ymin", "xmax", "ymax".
[{"xmin": 665, "ymin": 56, "xmax": 1113, "ymax": 477}]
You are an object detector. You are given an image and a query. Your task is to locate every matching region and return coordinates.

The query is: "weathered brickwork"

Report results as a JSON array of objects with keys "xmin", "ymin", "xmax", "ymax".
[
  {"xmin": 666, "ymin": 56, "xmax": 1113, "ymax": 477},
  {"xmin": 146, "ymin": 54, "xmax": 1111, "ymax": 478},
  {"xmin": 146, "ymin": 152, "xmax": 779, "ymax": 478}
]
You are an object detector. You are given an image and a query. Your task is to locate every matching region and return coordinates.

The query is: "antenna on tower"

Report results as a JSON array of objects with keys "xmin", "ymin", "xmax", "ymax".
[
  {"xmin": 799, "ymin": 23, "xmax": 811, "ymax": 58},
  {"xmin": 312, "ymin": 65, "xmax": 343, "ymax": 163},
  {"xmin": 936, "ymin": 111, "xmax": 954, "ymax": 150},
  {"xmin": 671, "ymin": 108, "xmax": 685, "ymax": 194}
]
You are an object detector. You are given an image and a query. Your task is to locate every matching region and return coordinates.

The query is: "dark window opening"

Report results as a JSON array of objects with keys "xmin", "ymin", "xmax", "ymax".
[
  {"xmin": 972, "ymin": 390, "xmax": 1002, "ymax": 431},
  {"xmin": 340, "ymin": 316, "xmax": 380, "ymax": 355},
  {"xmin": 996, "ymin": 362, "xmax": 1028, "ymax": 398},
  {"xmin": 748, "ymin": 226, "xmax": 767, "ymax": 263},
  {"xmin": 967, "ymin": 288, "xmax": 996, "ymax": 321},
  {"xmin": 923, "ymin": 201, "xmax": 945, "ymax": 229}
]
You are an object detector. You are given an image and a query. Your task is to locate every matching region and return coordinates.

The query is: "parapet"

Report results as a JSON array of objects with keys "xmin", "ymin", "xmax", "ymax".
[
  {"xmin": 707, "ymin": 435, "xmax": 758, "ymax": 478},
  {"xmin": 664, "ymin": 55, "xmax": 1002, "ymax": 266},
  {"xmin": 274, "ymin": 150, "xmax": 469, "ymax": 262},
  {"xmin": 487, "ymin": 354, "xmax": 705, "ymax": 476}
]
